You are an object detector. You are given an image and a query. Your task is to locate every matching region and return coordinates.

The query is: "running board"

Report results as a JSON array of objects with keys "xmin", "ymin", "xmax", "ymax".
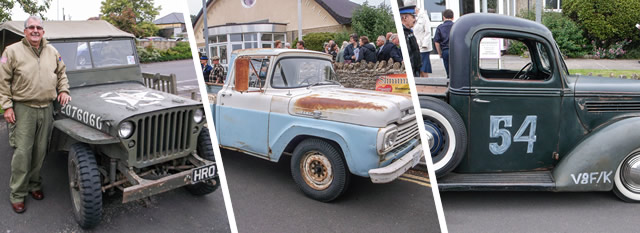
[{"xmin": 438, "ymin": 171, "xmax": 556, "ymax": 191}]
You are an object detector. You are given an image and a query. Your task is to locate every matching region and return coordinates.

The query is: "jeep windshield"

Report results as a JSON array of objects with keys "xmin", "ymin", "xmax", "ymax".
[
  {"xmin": 270, "ymin": 57, "xmax": 339, "ymax": 88},
  {"xmin": 50, "ymin": 39, "xmax": 137, "ymax": 71}
]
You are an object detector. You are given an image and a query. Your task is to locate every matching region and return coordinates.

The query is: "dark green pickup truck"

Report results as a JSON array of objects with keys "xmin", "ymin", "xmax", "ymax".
[{"xmin": 418, "ymin": 13, "xmax": 640, "ymax": 202}]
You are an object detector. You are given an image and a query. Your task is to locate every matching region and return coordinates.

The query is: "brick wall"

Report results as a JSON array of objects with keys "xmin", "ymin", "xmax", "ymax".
[{"xmin": 334, "ymin": 59, "xmax": 405, "ymax": 90}]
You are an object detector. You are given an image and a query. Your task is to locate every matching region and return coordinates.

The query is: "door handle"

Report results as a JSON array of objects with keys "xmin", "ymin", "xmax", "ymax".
[{"xmin": 473, "ymin": 98, "xmax": 490, "ymax": 103}]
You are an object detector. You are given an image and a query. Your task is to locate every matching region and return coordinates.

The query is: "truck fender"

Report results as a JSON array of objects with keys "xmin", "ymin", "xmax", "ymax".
[
  {"xmin": 269, "ymin": 125, "xmax": 356, "ymax": 174},
  {"xmin": 554, "ymin": 117, "xmax": 640, "ymax": 191},
  {"xmin": 53, "ymin": 118, "xmax": 120, "ymax": 146}
]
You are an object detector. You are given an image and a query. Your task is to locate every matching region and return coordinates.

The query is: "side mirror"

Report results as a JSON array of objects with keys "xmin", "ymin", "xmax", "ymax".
[{"xmin": 234, "ymin": 58, "xmax": 249, "ymax": 92}]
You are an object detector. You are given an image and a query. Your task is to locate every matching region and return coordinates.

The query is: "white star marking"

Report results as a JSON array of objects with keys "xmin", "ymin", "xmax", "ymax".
[{"xmin": 100, "ymin": 90, "xmax": 165, "ymax": 107}]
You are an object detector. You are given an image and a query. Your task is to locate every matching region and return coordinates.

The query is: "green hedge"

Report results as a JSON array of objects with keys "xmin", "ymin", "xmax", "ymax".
[
  {"xmin": 516, "ymin": 11, "xmax": 590, "ymax": 58},
  {"xmin": 299, "ymin": 32, "xmax": 352, "ymax": 52},
  {"xmin": 564, "ymin": 0, "xmax": 640, "ymax": 43},
  {"xmin": 137, "ymin": 42, "xmax": 192, "ymax": 63}
]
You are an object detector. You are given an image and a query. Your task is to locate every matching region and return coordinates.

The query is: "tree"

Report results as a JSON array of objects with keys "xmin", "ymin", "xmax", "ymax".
[
  {"xmin": 351, "ymin": 1, "xmax": 396, "ymax": 42},
  {"xmin": 0, "ymin": 0, "xmax": 51, "ymax": 22},
  {"xmin": 563, "ymin": 0, "xmax": 640, "ymax": 43},
  {"xmin": 100, "ymin": 0, "xmax": 161, "ymax": 37}
]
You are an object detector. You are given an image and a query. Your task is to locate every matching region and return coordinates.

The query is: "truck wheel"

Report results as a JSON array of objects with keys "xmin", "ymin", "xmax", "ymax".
[
  {"xmin": 420, "ymin": 96, "xmax": 467, "ymax": 177},
  {"xmin": 186, "ymin": 127, "xmax": 220, "ymax": 195},
  {"xmin": 68, "ymin": 143, "xmax": 102, "ymax": 229},
  {"xmin": 613, "ymin": 150, "xmax": 640, "ymax": 202},
  {"xmin": 291, "ymin": 138, "xmax": 350, "ymax": 202}
]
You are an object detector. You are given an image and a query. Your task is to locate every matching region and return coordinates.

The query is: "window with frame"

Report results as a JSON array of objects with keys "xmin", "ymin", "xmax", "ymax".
[
  {"xmin": 478, "ymin": 36, "xmax": 553, "ymax": 81},
  {"xmin": 271, "ymin": 58, "xmax": 339, "ymax": 88}
]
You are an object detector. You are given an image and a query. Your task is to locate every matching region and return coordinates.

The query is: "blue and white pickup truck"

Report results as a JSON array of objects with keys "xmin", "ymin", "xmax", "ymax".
[{"xmin": 207, "ymin": 49, "xmax": 424, "ymax": 201}]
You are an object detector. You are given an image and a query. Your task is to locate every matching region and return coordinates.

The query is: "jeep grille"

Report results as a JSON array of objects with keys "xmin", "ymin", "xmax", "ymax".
[{"xmin": 136, "ymin": 109, "xmax": 194, "ymax": 162}]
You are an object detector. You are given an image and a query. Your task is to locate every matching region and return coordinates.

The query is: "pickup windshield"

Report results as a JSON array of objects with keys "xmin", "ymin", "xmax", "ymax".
[
  {"xmin": 50, "ymin": 39, "xmax": 137, "ymax": 71},
  {"xmin": 271, "ymin": 58, "xmax": 338, "ymax": 88}
]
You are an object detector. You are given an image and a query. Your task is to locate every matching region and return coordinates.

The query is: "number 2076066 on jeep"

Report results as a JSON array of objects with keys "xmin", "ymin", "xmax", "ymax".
[
  {"xmin": 417, "ymin": 13, "xmax": 640, "ymax": 202},
  {"xmin": 207, "ymin": 49, "xmax": 423, "ymax": 201}
]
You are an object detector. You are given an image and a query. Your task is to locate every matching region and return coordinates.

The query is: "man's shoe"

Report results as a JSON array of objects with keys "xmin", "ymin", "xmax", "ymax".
[
  {"xmin": 11, "ymin": 202, "xmax": 25, "ymax": 213},
  {"xmin": 30, "ymin": 191, "xmax": 44, "ymax": 200}
]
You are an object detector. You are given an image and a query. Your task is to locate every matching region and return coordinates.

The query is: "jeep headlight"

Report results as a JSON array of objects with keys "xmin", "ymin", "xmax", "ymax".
[
  {"xmin": 118, "ymin": 121, "xmax": 134, "ymax": 139},
  {"xmin": 377, "ymin": 125, "xmax": 398, "ymax": 154},
  {"xmin": 194, "ymin": 108, "xmax": 204, "ymax": 123}
]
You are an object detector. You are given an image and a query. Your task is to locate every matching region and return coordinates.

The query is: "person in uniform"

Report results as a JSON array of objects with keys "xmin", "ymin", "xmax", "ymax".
[
  {"xmin": 0, "ymin": 15, "xmax": 71, "ymax": 213},
  {"xmin": 200, "ymin": 56, "xmax": 212, "ymax": 81},
  {"xmin": 400, "ymin": 4, "xmax": 421, "ymax": 77},
  {"xmin": 209, "ymin": 56, "xmax": 225, "ymax": 84}
]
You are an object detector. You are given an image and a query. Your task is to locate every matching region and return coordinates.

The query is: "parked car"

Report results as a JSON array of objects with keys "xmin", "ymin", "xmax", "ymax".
[
  {"xmin": 417, "ymin": 13, "xmax": 640, "ymax": 202},
  {"xmin": 0, "ymin": 20, "xmax": 219, "ymax": 228},
  {"xmin": 207, "ymin": 49, "xmax": 423, "ymax": 202}
]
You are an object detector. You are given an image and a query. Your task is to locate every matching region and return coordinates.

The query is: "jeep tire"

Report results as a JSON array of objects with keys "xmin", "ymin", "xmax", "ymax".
[
  {"xmin": 186, "ymin": 127, "xmax": 220, "ymax": 195},
  {"xmin": 420, "ymin": 96, "xmax": 467, "ymax": 177},
  {"xmin": 613, "ymin": 149, "xmax": 640, "ymax": 202},
  {"xmin": 291, "ymin": 138, "xmax": 350, "ymax": 202},
  {"xmin": 68, "ymin": 143, "xmax": 103, "ymax": 229}
]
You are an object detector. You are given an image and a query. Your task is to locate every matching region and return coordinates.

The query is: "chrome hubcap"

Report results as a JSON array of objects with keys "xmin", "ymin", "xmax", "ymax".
[
  {"xmin": 300, "ymin": 151, "xmax": 333, "ymax": 191},
  {"xmin": 621, "ymin": 152, "xmax": 640, "ymax": 193}
]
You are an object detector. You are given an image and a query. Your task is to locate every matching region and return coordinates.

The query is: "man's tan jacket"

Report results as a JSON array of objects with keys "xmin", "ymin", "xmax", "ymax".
[{"xmin": 0, "ymin": 38, "xmax": 70, "ymax": 109}]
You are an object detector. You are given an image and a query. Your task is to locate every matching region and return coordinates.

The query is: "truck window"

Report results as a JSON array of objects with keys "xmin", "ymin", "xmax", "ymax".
[
  {"xmin": 271, "ymin": 58, "xmax": 338, "ymax": 88},
  {"xmin": 248, "ymin": 58, "xmax": 269, "ymax": 89},
  {"xmin": 478, "ymin": 37, "xmax": 552, "ymax": 81},
  {"xmin": 91, "ymin": 40, "xmax": 136, "ymax": 68},
  {"xmin": 50, "ymin": 42, "xmax": 90, "ymax": 71}
]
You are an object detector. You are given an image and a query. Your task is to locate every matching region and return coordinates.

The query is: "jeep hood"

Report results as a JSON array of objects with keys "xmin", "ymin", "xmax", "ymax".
[
  {"xmin": 289, "ymin": 87, "xmax": 414, "ymax": 127},
  {"xmin": 64, "ymin": 82, "xmax": 201, "ymax": 128}
]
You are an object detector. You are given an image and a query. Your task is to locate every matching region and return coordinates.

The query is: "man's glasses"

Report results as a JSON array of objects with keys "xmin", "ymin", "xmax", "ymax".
[{"xmin": 25, "ymin": 25, "xmax": 44, "ymax": 31}]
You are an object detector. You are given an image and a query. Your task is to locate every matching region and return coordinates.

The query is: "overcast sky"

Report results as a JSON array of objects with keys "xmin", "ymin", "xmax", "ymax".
[{"xmin": 10, "ymin": 0, "xmax": 187, "ymax": 21}]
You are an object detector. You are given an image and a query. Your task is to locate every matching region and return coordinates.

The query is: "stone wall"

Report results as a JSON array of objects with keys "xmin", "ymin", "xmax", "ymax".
[
  {"xmin": 136, "ymin": 41, "xmax": 178, "ymax": 50},
  {"xmin": 334, "ymin": 59, "xmax": 405, "ymax": 90}
]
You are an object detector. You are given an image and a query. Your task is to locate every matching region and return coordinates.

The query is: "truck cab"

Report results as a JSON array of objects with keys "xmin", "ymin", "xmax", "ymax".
[
  {"xmin": 208, "ymin": 49, "xmax": 423, "ymax": 201},
  {"xmin": 418, "ymin": 13, "xmax": 640, "ymax": 202}
]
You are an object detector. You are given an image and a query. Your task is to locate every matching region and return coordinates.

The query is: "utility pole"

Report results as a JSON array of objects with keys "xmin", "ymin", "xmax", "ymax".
[
  {"xmin": 297, "ymin": 0, "xmax": 302, "ymax": 42},
  {"xmin": 482, "ymin": 0, "xmax": 487, "ymax": 13},
  {"xmin": 202, "ymin": 0, "xmax": 209, "ymax": 59},
  {"xmin": 535, "ymin": 0, "xmax": 542, "ymax": 23},
  {"xmin": 62, "ymin": 8, "xmax": 65, "ymax": 21}
]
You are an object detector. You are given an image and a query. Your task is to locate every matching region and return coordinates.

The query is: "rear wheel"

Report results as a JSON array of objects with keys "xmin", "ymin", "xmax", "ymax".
[
  {"xmin": 613, "ymin": 150, "xmax": 640, "ymax": 202},
  {"xmin": 420, "ymin": 97, "xmax": 467, "ymax": 177},
  {"xmin": 291, "ymin": 138, "xmax": 349, "ymax": 202},
  {"xmin": 68, "ymin": 143, "xmax": 103, "ymax": 229},
  {"xmin": 185, "ymin": 127, "xmax": 220, "ymax": 195}
]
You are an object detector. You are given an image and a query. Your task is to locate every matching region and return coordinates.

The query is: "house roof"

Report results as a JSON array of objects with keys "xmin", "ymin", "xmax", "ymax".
[
  {"xmin": 193, "ymin": 0, "xmax": 359, "ymax": 27},
  {"xmin": 153, "ymin": 12, "xmax": 185, "ymax": 25}
]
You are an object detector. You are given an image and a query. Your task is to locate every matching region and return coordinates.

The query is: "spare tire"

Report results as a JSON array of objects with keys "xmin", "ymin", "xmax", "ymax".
[{"xmin": 419, "ymin": 96, "xmax": 467, "ymax": 177}]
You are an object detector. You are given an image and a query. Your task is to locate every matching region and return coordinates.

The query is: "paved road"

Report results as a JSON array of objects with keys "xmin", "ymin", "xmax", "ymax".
[
  {"xmin": 222, "ymin": 149, "xmax": 440, "ymax": 233},
  {"xmin": 0, "ymin": 121, "xmax": 230, "ymax": 232},
  {"xmin": 141, "ymin": 59, "xmax": 202, "ymax": 100},
  {"xmin": 442, "ymin": 190, "xmax": 640, "ymax": 232}
]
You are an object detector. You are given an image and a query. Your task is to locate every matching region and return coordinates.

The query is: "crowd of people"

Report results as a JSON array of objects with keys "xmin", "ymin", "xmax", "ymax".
[
  {"xmin": 322, "ymin": 33, "xmax": 403, "ymax": 64},
  {"xmin": 400, "ymin": 2, "xmax": 454, "ymax": 78}
]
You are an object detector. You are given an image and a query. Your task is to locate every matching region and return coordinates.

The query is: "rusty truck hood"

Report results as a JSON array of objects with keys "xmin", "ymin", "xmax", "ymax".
[
  {"xmin": 288, "ymin": 87, "xmax": 414, "ymax": 127},
  {"xmin": 61, "ymin": 82, "xmax": 201, "ymax": 133},
  {"xmin": 573, "ymin": 75, "xmax": 640, "ymax": 130}
]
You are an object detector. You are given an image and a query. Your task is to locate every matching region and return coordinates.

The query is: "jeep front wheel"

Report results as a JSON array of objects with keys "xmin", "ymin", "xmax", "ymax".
[
  {"xmin": 68, "ymin": 143, "xmax": 103, "ymax": 229},
  {"xmin": 185, "ymin": 127, "xmax": 220, "ymax": 195},
  {"xmin": 291, "ymin": 138, "xmax": 349, "ymax": 202},
  {"xmin": 614, "ymin": 149, "xmax": 640, "ymax": 202}
]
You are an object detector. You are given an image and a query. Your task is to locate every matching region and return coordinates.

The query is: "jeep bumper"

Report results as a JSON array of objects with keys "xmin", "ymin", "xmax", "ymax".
[
  {"xmin": 369, "ymin": 143, "xmax": 423, "ymax": 183},
  {"xmin": 121, "ymin": 153, "xmax": 216, "ymax": 203}
]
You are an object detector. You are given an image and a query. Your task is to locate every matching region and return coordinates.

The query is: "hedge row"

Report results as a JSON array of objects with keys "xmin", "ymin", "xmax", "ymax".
[{"xmin": 137, "ymin": 42, "xmax": 192, "ymax": 63}]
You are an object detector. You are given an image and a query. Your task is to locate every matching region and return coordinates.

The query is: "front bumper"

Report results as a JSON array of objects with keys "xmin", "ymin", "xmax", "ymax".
[
  {"xmin": 121, "ymin": 153, "xmax": 215, "ymax": 203},
  {"xmin": 368, "ymin": 144, "xmax": 423, "ymax": 183}
]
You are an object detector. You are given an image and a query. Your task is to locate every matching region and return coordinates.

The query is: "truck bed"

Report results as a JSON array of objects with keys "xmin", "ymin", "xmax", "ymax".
[{"xmin": 415, "ymin": 77, "xmax": 449, "ymax": 97}]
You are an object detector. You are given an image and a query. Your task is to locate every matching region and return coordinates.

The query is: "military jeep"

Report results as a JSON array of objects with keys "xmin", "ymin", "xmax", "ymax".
[
  {"xmin": 417, "ymin": 14, "xmax": 640, "ymax": 202},
  {"xmin": 1, "ymin": 21, "xmax": 218, "ymax": 228}
]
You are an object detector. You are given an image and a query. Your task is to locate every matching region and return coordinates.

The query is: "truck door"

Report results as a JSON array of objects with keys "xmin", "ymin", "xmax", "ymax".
[
  {"xmin": 217, "ymin": 57, "xmax": 272, "ymax": 157},
  {"xmin": 464, "ymin": 31, "xmax": 564, "ymax": 172}
]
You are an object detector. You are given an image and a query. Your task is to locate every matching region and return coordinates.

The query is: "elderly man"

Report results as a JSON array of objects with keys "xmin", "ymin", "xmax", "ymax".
[
  {"xmin": 0, "ymin": 15, "xmax": 71, "ymax": 213},
  {"xmin": 389, "ymin": 34, "xmax": 403, "ymax": 63},
  {"xmin": 376, "ymin": 35, "xmax": 394, "ymax": 62},
  {"xmin": 208, "ymin": 56, "xmax": 225, "ymax": 84},
  {"xmin": 400, "ymin": 4, "xmax": 421, "ymax": 77}
]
